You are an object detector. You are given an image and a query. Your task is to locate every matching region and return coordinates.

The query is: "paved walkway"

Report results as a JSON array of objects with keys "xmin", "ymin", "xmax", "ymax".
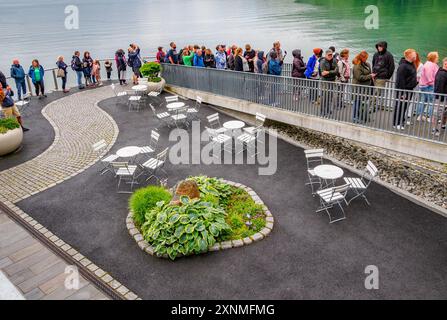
[
  {"xmin": 0, "ymin": 86, "xmax": 122, "ymax": 300},
  {"xmin": 0, "ymin": 210, "xmax": 108, "ymax": 300}
]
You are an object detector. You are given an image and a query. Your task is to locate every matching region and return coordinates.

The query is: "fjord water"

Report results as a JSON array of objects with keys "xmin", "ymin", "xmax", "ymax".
[{"xmin": 0, "ymin": 0, "xmax": 446, "ymax": 74}]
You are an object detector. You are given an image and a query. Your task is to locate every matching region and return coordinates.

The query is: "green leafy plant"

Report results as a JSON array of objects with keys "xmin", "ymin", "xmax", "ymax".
[
  {"xmin": 0, "ymin": 118, "xmax": 20, "ymax": 134},
  {"xmin": 140, "ymin": 62, "xmax": 162, "ymax": 82},
  {"xmin": 141, "ymin": 196, "xmax": 231, "ymax": 260},
  {"xmin": 189, "ymin": 176, "xmax": 233, "ymax": 203},
  {"xmin": 129, "ymin": 186, "xmax": 172, "ymax": 227}
]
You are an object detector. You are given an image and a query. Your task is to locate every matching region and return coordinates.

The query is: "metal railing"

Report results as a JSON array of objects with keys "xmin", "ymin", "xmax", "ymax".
[
  {"xmin": 4, "ymin": 56, "xmax": 156, "ymax": 97},
  {"xmin": 161, "ymin": 63, "xmax": 447, "ymax": 144}
]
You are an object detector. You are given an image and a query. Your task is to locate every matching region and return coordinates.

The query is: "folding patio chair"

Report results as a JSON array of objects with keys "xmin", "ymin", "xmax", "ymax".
[
  {"xmin": 110, "ymin": 83, "xmax": 128, "ymax": 97},
  {"xmin": 170, "ymin": 106, "xmax": 189, "ymax": 128},
  {"xmin": 205, "ymin": 127, "xmax": 233, "ymax": 158},
  {"xmin": 316, "ymin": 183, "xmax": 351, "ymax": 224},
  {"xmin": 128, "ymin": 94, "xmax": 142, "ymax": 112},
  {"xmin": 187, "ymin": 96, "xmax": 202, "ymax": 121},
  {"xmin": 344, "ymin": 161, "xmax": 378, "ymax": 206},
  {"xmin": 243, "ymin": 112, "xmax": 267, "ymax": 135},
  {"xmin": 236, "ymin": 131, "xmax": 258, "ymax": 156},
  {"xmin": 304, "ymin": 149, "xmax": 324, "ymax": 194},
  {"xmin": 140, "ymin": 130, "xmax": 160, "ymax": 155},
  {"xmin": 206, "ymin": 113, "xmax": 227, "ymax": 134},
  {"xmin": 92, "ymin": 139, "xmax": 118, "ymax": 175},
  {"xmin": 140, "ymin": 147, "xmax": 169, "ymax": 183},
  {"xmin": 110, "ymin": 162, "xmax": 138, "ymax": 193},
  {"xmin": 150, "ymin": 103, "xmax": 172, "ymax": 128}
]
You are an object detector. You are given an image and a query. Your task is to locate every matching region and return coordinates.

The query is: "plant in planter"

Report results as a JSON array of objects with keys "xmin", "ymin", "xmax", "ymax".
[
  {"xmin": 0, "ymin": 118, "xmax": 23, "ymax": 156},
  {"xmin": 139, "ymin": 62, "xmax": 166, "ymax": 92}
]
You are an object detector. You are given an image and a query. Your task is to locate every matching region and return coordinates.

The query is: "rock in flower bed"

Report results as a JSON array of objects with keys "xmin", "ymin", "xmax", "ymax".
[
  {"xmin": 265, "ymin": 119, "xmax": 447, "ymax": 210},
  {"xmin": 127, "ymin": 176, "xmax": 274, "ymax": 260}
]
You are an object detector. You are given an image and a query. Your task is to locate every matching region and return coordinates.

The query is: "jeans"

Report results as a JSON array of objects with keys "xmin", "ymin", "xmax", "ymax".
[
  {"xmin": 15, "ymin": 79, "xmax": 26, "ymax": 100},
  {"xmin": 76, "ymin": 71, "xmax": 84, "ymax": 88},
  {"xmin": 34, "ymin": 80, "xmax": 45, "ymax": 96},
  {"xmin": 416, "ymin": 86, "xmax": 434, "ymax": 117},
  {"xmin": 320, "ymin": 81, "xmax": 335, "ymax": 116},
  {"xmin": 60, "ymin": 77, "xmax": 67, "ymax": 90}
]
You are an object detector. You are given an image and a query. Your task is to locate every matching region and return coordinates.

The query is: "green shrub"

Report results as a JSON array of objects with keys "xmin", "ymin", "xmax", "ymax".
[
  {"xmin": 201, "ymin": 193, "xmax": 220, "ymax": 207},
  {"xmin": 129, "ymin": 186, "xmax": 172, "ymax": 227},
  {"xmin": 142, "ymin": 196, "xmax": 231, "ymax": 260},
  {"xmin": 140, "ymin": 62, "xmax": 162, "ymax": 82},
  {"xmin": 0, "ymin": 118, "xmax": 20, "ymax": 134}
]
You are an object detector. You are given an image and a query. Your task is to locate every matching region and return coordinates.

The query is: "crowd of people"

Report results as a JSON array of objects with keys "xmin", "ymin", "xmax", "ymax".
[
  {"xmin": 1, "ymin": 40, "xmax": 447, "ymax": 136},
  {"xmin": 157, "ymin": 40, "xmax": 447, "ymax": 135}
]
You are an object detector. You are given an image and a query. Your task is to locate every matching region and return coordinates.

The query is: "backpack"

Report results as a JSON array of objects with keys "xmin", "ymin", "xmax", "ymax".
[{"xmin": 71, "ymin": 57, "xmax": 80, "ymax": 71}]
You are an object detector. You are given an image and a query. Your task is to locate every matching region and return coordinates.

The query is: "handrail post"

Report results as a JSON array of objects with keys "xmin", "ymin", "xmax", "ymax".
[
  {"xmin": 52, "ymin": 69, "xmax": 59, "ymax": 91},
  {"xmin": 26, "ymin": 75, "xmax": 33, "ymax": 96}
]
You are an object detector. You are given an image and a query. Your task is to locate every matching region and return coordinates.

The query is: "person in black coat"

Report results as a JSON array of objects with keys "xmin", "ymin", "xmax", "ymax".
[
  {"xmin": 393, "ymin": 49, "xmax": 418, "ymax": 129},
  {"xmin": 372, "ymin": 41, "xmax": 395, "ymax": 85},
  {"xmin": 291, "ymin": 49, "xmax": 306, "ymax": 78},
  {"xmin": 432, "ymin": 57, "xmax": 447, "ymax": 134}
]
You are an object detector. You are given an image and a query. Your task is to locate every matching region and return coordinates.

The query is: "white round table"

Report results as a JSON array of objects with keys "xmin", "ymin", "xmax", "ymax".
[
  {"xmin": 166, "ymin": 102, "xmax": 185, "ymax": 110},
  {"xmin": 116, "ymin": 146, "xmax": 142, "ymax": 158},
  {"xmin": 223, "ymin": 120, "xmax": 245, "ymax": 130},
  {"xmin": 314, "ymin": 165, "xmax": 344, "ymax": 188},
  {"xmin": 132, "ymin": 85, "xmax": 148, "ymax": 92}
]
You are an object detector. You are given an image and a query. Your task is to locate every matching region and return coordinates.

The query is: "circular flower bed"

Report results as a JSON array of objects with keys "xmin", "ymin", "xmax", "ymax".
[{"xmin": 127, "ymin": 176, "xmax": 274, "ymax": 260}]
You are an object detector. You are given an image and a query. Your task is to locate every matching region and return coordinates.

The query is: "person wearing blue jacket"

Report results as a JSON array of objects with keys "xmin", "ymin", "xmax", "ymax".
[
  {"xmin": 268, "ymin": 52, "xmax": 282, "ymax": 106},
  {"xmin": 305, "ymin": 48, "xmax": 323, "ymax": 102},
  {"xmin": 10, "ymin": 59, "xmax": 27, "ymax": 100},
  {"xmin": 28, "ymin": 59, "xmax": 46, "ymax": 99},
  {"xmin": 193, "ymin": 50, "xmax": 205, "ymax": 68},
  {"xmin": 128, "ymin": 44, "xmax": 142, "ymax": 85}
]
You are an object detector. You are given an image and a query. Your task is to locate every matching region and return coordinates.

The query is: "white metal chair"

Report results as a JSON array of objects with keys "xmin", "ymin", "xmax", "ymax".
[
  {"xmin": 344, "ymin": 161, "xmax": 378, "ymax": 206},
  {"xmin": 128, "ymin": 94, "xmax": 142, "ymax": 112},
  {"xmin": 111, "ymin": 83, "xmax": 128, "ymax": 97},
  {"xmin": 236, "ymin": 131, "xmax": 258, "ymax": 156},
  {"xmin": 205, "ymin": 127, "xmax": 233, "ymax": 157},
  {"xmin": 187, "ymin": 96, "xmax": 202, "ymax": 120},
  {"xmin": 316, "ymin": 184, "xmax": 351, "ymax": 224},
  {"xmin": 92, "ymin": 139, "xmax": 118, "ymax": 175},
  {"xmin": 165, "ymin": 95, "xmax": 178, "ymax": 105},
  {"xmin": 243, "ymin": 112, "xmax": 267, "ymax": 135},
  {"xmin": 304, "ymin": 149, "xmax": 324, "ymax": 194},
  {"xmin": 171, "ymin": 106, "xmax": 189, "ymax": 128},
  {"xmin": 140, "ymin": 130, "xmax": 160, "ymax": 154},
  {"xmin": 140, "ymin": 147, "xmax": 169, "ymax": 182},
  {"xmin": 150, "ymin": 103, "xmax": 172, "ymax": 128},
  {"xmin": 110, "ymin": 162, "xmax": 138, "ymax": 193},
  {"xmin": 206, "ymin": 113, "xmax": 227, "ymax": 134}
]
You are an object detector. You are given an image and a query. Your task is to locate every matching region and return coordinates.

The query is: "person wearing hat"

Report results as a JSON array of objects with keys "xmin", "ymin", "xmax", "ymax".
[
  {"xmin": 319, "ymin": 49, "xmax": 339, "ymax": 116},
  {"xmin": 10, "ymin": 59, "xmax": 27, "ymax": 100}
]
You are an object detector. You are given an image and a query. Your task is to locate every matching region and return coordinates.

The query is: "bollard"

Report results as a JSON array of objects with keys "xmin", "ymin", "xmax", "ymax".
[
  {"xmin": 26, "ymin": 75, "xmax": 33, "ymax": 96},
  {"xmin": 52, "ymin": 69, "xmax": 59, "ymax": 91}
]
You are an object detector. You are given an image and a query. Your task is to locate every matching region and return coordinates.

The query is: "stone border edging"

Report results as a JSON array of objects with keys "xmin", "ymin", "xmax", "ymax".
[{"xmin": 126, "ymin": 179, "xmax": 274, "ymax": 259}]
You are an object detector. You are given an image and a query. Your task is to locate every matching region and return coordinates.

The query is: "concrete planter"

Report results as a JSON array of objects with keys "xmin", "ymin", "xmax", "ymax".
[
  {"xmin": 0, "ymin": 127, "xmax": 23, "ymax": 156},
  {"xmin": 146, "ymin": 78, "xmax": 166, "ymax": 93}
]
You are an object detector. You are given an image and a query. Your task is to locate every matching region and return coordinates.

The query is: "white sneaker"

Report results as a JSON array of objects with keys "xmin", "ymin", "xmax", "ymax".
[{"xmin": 396, "ymin": 125, "xmax": 405, "ymax": 130}]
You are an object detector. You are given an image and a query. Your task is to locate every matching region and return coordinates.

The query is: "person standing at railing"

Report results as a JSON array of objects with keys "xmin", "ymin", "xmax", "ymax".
[
  {"xmin": 227, "ymin": 45, "xmax": 238, "ymax": 71},
  {"xmin": 416, "ymin": 52, "xmax": 439, "ymax": 122},
  {"xmin": 156, "ymin": 47, "xmax": 166, "ymax": 63},
  {"xmin": 166, "ymin": 42, "xmax": 179, "ymax": 64},
  {"xmin": 193, "ymin": 50, "xmax": 205, "ymax": 68},
  {"xmin": 182, "ymin": 48, "xmax": 194, "ymax": 66},
  {"xmin": 215, "ymin": 45, "xmax": 227, "ymax": 70},
  {"xmin": 267, "ymin": 41, "xmax": 286, "ymax": 71},
  {"xmin": 372, "ymin": 41, "xmax": 395, "ymax": 109},
  {"xmin": 56, "ymin": 56, "xmax": 69, "ymax": 93},
  {"xmin": 234, "ymin": 48, "xmax": 245, "ymax": 72},
  {"xmin": 82, "ymin": 52, "xmax": 94, "ymax": 87},
  {"xmin": 319, "ymin": 50, "xmax": 339, "ymax": 116},
  {"xmin": 335, "ymin": 49, "xmax": 351, "ymax": 109},
  {"xmin": 0, "ymin": 83, "xmax": 29, "ymax": 131},
  {"xmin": 115, "ymin": 49, "xmax": 127, "ymax": 85},
  {"xmin": 28, "ymin": 59, "xmax": 46, "ymax": 99},
  {"xmin": 204, "ymin": 49, "xmax": 216, "ymax": 68},
  {"xmin": 10, "ymin": 60, "xmax": 27, "ymax": 100},
  {"xmin": 432, "ymin": 57, "xmax": 447, "ymax": 136},
  {"xmin": 268, "ymin": 51, "xmax": 282, "ymax": 107},
  {"xmin": 244, "ymin": 44, "xmax": 256, "ymax": 73},
  {"xmin": 92, "ymin": 60, "xmax": 102, "ymax": 86},
  {"xmin": 393, "ymin": 49, "xmax": 418, "ymax": 130},
  {"xmin": 254, "ymin": 51, "xmax": 267, "ymax": 74},
  {"xmin": 305, "ymin": 48, "xmax": 323, "ymax": 102},
  {"xmin": 291, "ymin": 49, "xmax": 306, "ymax": 100},
  {"xmin": 104, "ymin": 60, "xmax": 113, "ymax": 80},
  {"xmin": 71, "ymin": 51, "xmax": 85, "ymax": 90},
  {"xmin": 352, "ymin": 51, "xmax": 374, "ymax": 123},
  {"xmin": 128, "ymin": 44, "xmax": 142, "ymax": 85}
]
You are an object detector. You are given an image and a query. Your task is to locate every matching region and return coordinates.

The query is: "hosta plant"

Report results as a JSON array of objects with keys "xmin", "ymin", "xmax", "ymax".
[
  {"xmin": 141, "ymin": 196, "xmax": 231, "ymax": 260},
  {"xmin": 189, "ymin": 176, "xmax": 233, "ymax": 203}
]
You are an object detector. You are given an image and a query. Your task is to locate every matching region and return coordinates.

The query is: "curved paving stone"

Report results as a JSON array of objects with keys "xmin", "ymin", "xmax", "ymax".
[{"xmin": 0, "ymin": 87, "xmax": 119, "ymax": 204}]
